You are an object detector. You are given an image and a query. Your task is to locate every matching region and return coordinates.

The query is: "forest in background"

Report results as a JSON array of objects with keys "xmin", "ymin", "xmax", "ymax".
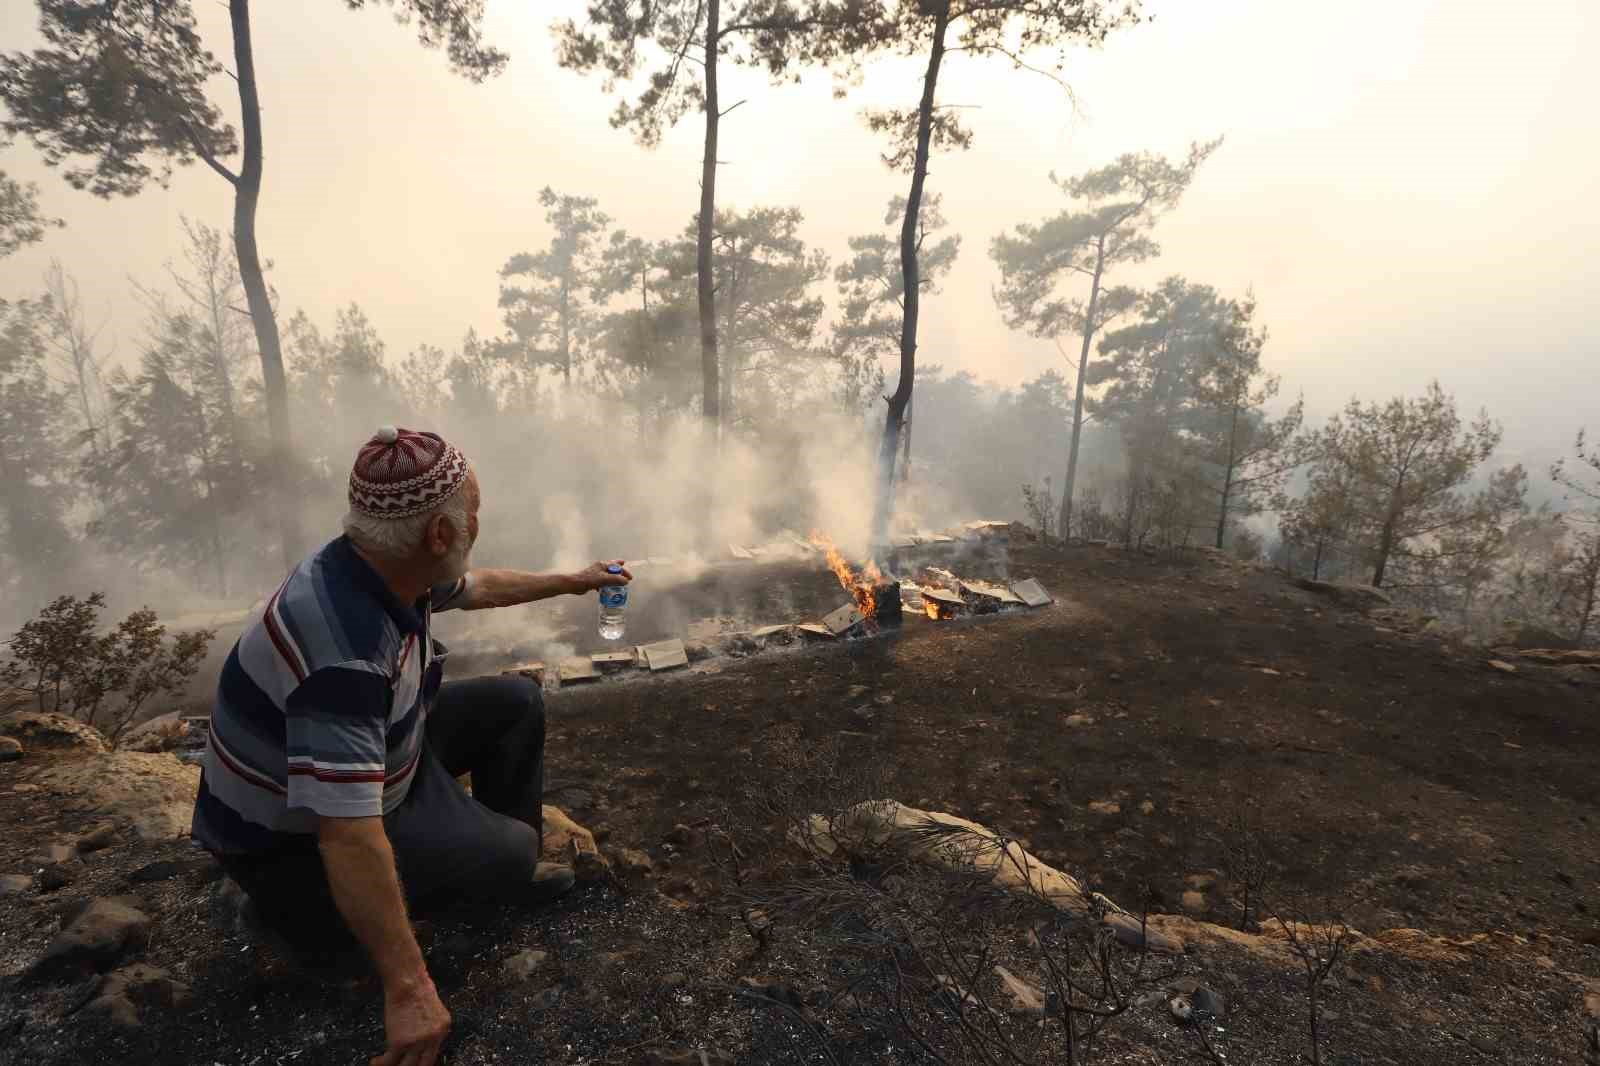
[{"xmin": 0, "ymin": 0, "xmax": 1594, "ymax": 649}]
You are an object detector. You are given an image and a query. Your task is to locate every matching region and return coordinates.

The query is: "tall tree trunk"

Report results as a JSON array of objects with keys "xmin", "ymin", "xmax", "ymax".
[
  {"xmin": 45, "ymin": 264, "xmax": 108, "ymax": 459},
  {"xmin": 228, "ymin": 0, "xmax": 300, "ymax": 570},
  {"xmin": 1308, "ymin": 985, "xmax": 1321, "ymax": 1066},
  {"xmin": 203, "ymin": 272, "xmax": 244, "ymax": 471},
  {"xmin": 1057, "ymin": 236, "xmax": 1104, "ymax": 538},
  {"xmin": 899, "ymin": 395, "xmax": 913, "ymax": 486},
  {"xmin": 72, "ymin": 359, "xmax": 101, "ymax": 460},
  {"xmin": 870, "ymin": 5, "xmax": 950, "ymax": 551},
  {"xmin": 192, "ymin": 381, "xmax": 228, "ymax": 597},
  {"xmin": 1372, "ymin": 481, "xmax": 1404, "ymax": 587},
  {"xmin": 1576, "ymin": 535, "xmax": 1599, "ymax": 645},
  {"xmin": 559, "ymin": 272, "xmax": 572, "ymax": 384},
  {"xmin": 697, "ymin": 0, "xmax": 721, "ymax": 440},
  {"xmin": 1215, "ymin": 471, "xmax": 1233, "ymax": 549},
  {"xmin": 1216, "ymin": 399, "xmax": 1241, "ymax": 549},
  {"xmin": 1372, "ymin": 516, "xmax": 1397, "ymax": 587}
]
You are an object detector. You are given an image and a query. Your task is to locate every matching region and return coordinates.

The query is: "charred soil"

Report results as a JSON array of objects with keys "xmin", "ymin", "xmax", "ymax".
[{"xmin": 1, "ymin": 543, "xmax": 1596, "ymax": 1065}]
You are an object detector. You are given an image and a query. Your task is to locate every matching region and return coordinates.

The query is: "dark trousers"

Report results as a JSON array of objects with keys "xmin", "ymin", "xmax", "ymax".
[{"xmin": 223, "ymin": 676, "xmax": 547, "ymax": 958}]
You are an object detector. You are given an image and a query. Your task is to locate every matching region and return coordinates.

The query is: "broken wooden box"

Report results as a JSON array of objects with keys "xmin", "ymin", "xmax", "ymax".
[{"xmin": 920, "ymin": 586, "xmax": 967, "ymax": 620}]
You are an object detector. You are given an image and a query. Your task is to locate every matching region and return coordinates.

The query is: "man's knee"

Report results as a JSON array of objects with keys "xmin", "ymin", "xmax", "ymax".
[
  {"xmin": 499, "ymin": 675, "xmax": 545, "ymax": 734},
  {"xmin": 484, "ymin": 815, "xmax": 541, "ymax": 883}
]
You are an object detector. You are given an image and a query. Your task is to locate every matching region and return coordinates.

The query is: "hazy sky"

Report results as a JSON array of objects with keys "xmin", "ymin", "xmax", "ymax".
[{"xmin": 2, "ymin": 0, "xmax": 1596, "ymax": 467}]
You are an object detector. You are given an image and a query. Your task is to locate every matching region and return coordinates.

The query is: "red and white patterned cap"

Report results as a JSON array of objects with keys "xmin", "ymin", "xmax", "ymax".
[{"xmin": 348, "ymin": 426, "xmax": 470, "ymax": 519}]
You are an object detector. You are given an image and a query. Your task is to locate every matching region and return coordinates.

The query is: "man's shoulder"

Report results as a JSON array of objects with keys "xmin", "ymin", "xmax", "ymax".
[{"xmin": 250, "ymin": 541, "xmax": 404, "ymax": 679}]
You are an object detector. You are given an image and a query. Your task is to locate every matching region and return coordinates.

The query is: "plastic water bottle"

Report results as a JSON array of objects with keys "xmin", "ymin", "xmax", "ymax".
[{"xmin": 598, "ymin": 565, "xmax": 628, "ymax": 640}]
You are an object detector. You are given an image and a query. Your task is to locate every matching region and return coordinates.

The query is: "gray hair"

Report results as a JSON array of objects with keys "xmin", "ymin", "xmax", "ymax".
[{"xmin": 343, "ymin": 486, "xmax": 470, "ymax": 561}]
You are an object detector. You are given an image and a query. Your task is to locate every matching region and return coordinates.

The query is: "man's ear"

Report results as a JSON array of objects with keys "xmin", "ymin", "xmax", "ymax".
[{"xmin": 425, "ymin": 512, "xmax": 452, "ymax": 558}]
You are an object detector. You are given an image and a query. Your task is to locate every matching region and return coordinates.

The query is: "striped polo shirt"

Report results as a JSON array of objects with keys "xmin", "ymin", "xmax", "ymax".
[{"xmin": 190, "ymin": 536, "xmax": 469, "ymax": 855}]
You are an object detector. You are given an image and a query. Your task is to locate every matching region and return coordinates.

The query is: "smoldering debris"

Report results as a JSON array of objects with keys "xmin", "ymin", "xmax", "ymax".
[{"xmin": 451, "ymin": 521, "xmax": 1051, "ymax": 694}]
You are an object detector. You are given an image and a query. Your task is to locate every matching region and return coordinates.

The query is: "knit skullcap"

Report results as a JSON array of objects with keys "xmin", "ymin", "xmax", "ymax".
[{"xmin": 348, "ymin": 426, "xmax": 470, "ymax": 519}]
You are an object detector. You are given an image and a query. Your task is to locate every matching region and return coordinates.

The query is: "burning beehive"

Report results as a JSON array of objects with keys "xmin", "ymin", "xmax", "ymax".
[
  {"xmin": 919, "ymin": 585, "xmax": 967, "ymax": 620},
  {"xmin": 809, "ymin": 532, "xmax": 902, "ymax": 631}
]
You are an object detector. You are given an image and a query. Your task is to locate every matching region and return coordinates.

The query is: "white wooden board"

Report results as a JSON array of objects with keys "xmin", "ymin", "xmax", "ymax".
[
  {"xmin": 640, "ymin": 639, "xmax": 689, "ymax": 671},
  {"xmin": 591, "ymin": 650, "xmax": 636, "ymax": 670},
  {"xmin": 821, "ymin": 602, "xmax": 867, "ymax": 635},
  {"xmin": 1011, "ymin": 578, "xmax": 1053, "ymax": 607},
  {"xmin": 559, "ymin": 658, "xmax": 600, "ymax": 683}
]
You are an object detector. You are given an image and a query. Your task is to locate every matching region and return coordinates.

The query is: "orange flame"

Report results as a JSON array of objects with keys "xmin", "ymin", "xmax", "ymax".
[{"xmin": 809, "ymin": 531, "xmax": 884, "ymax": 619}]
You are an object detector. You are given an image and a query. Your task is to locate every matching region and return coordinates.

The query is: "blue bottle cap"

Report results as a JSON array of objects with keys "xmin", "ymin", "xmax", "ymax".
[{"xmin": 607, "ymin": 564, "xmax": 623, "ymax": 575}]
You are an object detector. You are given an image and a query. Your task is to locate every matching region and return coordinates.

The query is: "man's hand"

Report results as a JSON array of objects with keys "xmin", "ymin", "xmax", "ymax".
[
  {"xmin": 571, "ymin": 559, "xmax": 632, "ymax": 593},
  {"xmin": 317, "ymin": 816, "xmax": 443, "ymax": 1065},
  {"xmin": 374, "ymin": 969, "xmax": 450, "ymax": 1066}
]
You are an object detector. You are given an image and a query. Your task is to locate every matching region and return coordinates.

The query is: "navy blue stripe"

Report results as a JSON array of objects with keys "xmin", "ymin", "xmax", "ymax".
[
  {"xmin": 385, "ymin": 696, "xmax": 425, "ymax": 747},
  {"xmin": 284, "ymin": 665, "xmax": 392, "ymax": 722},
  {"xmin": 191, "ymin": 772, "xmax": 311, "ymax": 856},
  {"xmin": 310, "ymin": 566, "xmax": 357, "ymax": 663},
  {"xmin": 214, "ymin": 649, "xmax": 288, "ymax": 752}
]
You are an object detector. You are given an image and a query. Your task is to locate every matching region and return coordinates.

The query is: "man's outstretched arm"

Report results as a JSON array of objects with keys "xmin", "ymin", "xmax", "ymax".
[
  {"xmin": 318, "ymin": 816, "xmax": 448, "ymax": 1066},
  {"xmin": 454, "ymin": 560, "xmax": 632, "ymax": 611}
]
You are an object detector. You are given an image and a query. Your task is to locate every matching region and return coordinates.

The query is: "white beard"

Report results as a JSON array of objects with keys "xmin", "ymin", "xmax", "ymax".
[{"xmin": 434, "ymin": 535, "xmax": 472, "ymax": 585}]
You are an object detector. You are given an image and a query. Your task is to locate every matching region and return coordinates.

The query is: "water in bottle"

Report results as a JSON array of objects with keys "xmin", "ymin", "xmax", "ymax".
[{"xmin": 598, "ymin": 565, "xmax": 628, "ymax": 640}]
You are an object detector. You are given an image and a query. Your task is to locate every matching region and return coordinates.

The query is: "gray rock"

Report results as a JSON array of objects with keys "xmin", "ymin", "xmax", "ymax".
[
  {"xmin": 0, "ymin": 873, "xmax": 33, "ymax": 896},
  {"xmin": 1104, "ymin": 913, "xmax": 1185, "ymax": 954},
  {"xmin": 128, "ymin": 860, "xmax": 186, "ymax": 884},
  {"xmin": 615, "ymin": 848, "xmax": 654, "ymax": 886},
  {"xmin": 82, "ymin": 960, "xmax": 189, "ymax": 1024},
  {"xmin": 664, "ymin": 823, "xmax": 702, "ymax": 849},
  {"xmin": 76, "ymin": 823, "xmax": 119, "ymax": 853},
  {"xmin": 1496, "ymin": 620, "xmax": 1574, "ymax": 650},
  {"xmin": 0, "ymin": 711, "xmax": 107, "ymax": 753},
  {"xmin": 83, "ymin": 963, "xmax": 190, "ymax": 1029},
  {"xmin": 543, "ymin": 784, "xmax": 596, "ymax": 811},
  {"xmin": 1192, "ymin": 986, "xmax": 1226, "ymax": 1020},
  {"xmin": 32, "ymin": 843, "xmax": 74, "ymax": 865},
  {"xmin": 209, "ymin": 875, "xmax": 252, "ymax": 937},
  {"xmin": 38, "ymin": 863, "xmax": 75, "ymax": 891},
  {"xmin": 1293, "ymin": 578, "xmax": 1391, "ymax": 610},
  {"xmin": 502, "ymin": 949, "xmax": 548, "ymax": 982},
  {"xmin": 739, "ymin": 977, "xmax": 806, "ymax": 1010},
  {"xmin": 993, "ymin": 965, "xmax": 1047, "ymax": 1015},
  {"xmin": 27, "ymin": 896, "xmax": 151, "ymax": 982},
  {"xmin": 0, "ymin": 736, "xmax": 22, "ymax": 761}
]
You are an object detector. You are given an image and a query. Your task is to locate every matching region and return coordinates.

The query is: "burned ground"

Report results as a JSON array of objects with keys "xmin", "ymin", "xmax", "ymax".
[{"xmin": 1, "ymin": 542, "xmax": 1596, "ymax": 1065}]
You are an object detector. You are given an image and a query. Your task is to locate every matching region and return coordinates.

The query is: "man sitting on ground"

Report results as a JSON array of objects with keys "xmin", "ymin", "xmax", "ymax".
[{"xmin": 191, "ymin": 426, "xmax": 630, "ymax": 1066}]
